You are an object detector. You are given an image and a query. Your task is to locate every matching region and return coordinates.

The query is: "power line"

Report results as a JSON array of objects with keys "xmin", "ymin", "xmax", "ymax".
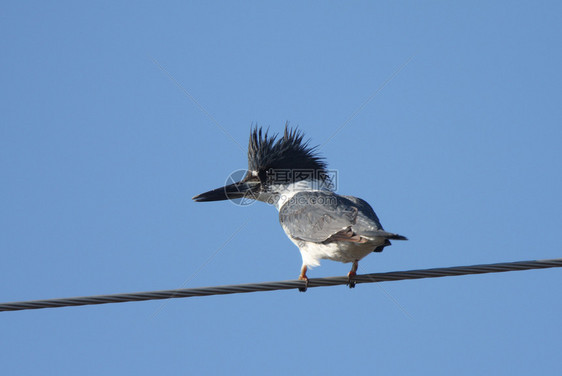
[{"xmin": 1, "ymin": 258, "xmax": 560, "ymax": 312}]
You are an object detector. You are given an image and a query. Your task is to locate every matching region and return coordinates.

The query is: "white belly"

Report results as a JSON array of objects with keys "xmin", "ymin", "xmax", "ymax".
[{"xmin": 290, "ymin": 237, "xmax": 387, "ymax": 268}]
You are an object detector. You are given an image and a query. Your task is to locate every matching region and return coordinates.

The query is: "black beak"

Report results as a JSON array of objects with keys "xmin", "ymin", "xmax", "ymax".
[{"xmin": 192, "ymin": 181, "xmax": 260, "ymax": 202}]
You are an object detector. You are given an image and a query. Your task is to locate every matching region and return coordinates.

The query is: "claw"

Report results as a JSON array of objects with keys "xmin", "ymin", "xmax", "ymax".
[
  {"xmin": 298, "ymin": 264, "xmax": 308, "ymax": 292},
  {"xmin": 347, "ymin": 271, "xmax": 356, "ymax": 288},
  {"xmin": 298, "ymin": 276, "xmax": 309, "ymax": 292},
  {"xmin": 347, "ymin": 260, "xmax": 358, "ymax": 289}
]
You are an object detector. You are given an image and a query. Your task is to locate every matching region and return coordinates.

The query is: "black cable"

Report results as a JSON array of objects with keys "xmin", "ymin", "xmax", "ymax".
[{"xmin": 1, "ymin": 258, "xmax": 560, "ymax": 312}]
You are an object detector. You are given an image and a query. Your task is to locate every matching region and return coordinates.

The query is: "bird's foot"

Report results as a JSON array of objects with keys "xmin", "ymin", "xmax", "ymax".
[
  {"xmin": 347, "ymin": 271, "xmax": 356, "ymax": 289},
  {"xmin": 298, "ymin": 276, "xmax": 309, "ymax": 292},
  {"xmin": 298, "ymin": 265, "xmax": 309, "ymax": 292}
]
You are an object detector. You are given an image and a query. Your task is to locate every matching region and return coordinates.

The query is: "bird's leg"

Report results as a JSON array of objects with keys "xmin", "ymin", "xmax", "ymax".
[
  {"xmin": 298, "ymin": 264, "xmax": 309, "ymax": 292},
  {"xmin": 347, "ymin": 260, "xmax": 359, "ymax": 288}
]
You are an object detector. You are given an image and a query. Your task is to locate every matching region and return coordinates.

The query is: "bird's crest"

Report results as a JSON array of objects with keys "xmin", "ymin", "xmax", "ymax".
[{"xmin": 248, "ymin": 123, "xmax": 330, "ymax": 187}]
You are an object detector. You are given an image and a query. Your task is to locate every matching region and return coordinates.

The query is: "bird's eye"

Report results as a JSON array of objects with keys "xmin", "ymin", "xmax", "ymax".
[{"xmin": 258, "ymin": 169, "xmax": 269, "ymax": 183}]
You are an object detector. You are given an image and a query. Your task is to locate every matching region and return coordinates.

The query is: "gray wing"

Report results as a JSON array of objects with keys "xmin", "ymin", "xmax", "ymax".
[
  {"xmin": 342, "ymin": 195, "xmax": 384, "ymax": 232},
  {"xmin": 279, "ymin": 192, "xmax": 385, "ymax": 243}
]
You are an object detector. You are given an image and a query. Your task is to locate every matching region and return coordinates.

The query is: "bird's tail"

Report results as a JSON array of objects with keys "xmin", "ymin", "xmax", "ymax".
[
  {"xmin": 386, "ymin": 233, "xmax": 408, "ymax": 241},
  {"xmin": 362, "ymin": 230, "xmax": 408, "ymax": 241},
  {"xmin": 368, "ymin": 231, "xmax": 407, "ymax": 253}
]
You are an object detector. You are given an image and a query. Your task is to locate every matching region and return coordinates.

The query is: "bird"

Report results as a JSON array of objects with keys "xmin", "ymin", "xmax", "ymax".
[{"xmin": 192, "ymin": 124, "xmax": 407, "ymax": 291}]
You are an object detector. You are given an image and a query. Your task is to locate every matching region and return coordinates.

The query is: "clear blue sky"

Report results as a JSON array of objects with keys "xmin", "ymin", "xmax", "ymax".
[{"xmin": 1, "ymin": 1, "xmax": 561, "ymax": 375}]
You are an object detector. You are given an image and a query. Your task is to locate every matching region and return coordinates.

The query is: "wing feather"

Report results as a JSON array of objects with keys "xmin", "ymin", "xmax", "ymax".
[{"xmin": 279, "ymin": 192, "xmax": 360, "ymax": 243}]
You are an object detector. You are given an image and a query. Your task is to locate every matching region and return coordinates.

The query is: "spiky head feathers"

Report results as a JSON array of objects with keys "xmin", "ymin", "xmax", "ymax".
[{"xmin": 247, "ymin": 124, "xmax": 329, "ymax": 186}]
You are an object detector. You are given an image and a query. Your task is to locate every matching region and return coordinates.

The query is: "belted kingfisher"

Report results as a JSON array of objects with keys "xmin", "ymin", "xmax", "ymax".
[{"xmin": 193, "ymin": 125, "xmax": 407, "ymax": 290}]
